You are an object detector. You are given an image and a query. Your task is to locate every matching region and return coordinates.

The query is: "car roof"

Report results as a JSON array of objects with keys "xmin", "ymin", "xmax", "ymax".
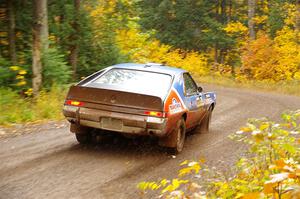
[{"xmin": 108, "ymin": 63, "xmax": 186, "ymax": 76}]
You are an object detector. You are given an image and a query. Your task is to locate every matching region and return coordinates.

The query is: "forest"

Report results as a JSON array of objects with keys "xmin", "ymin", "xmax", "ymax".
[{"xmin": 0, "ymin": 0, "xmax": 299, "ymax": 124}]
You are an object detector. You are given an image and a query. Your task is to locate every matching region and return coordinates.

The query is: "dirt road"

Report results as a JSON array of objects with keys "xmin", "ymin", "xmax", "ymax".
[{"xmin": 1, "ymin": 85, "xmax": 300, "ymax": 199}]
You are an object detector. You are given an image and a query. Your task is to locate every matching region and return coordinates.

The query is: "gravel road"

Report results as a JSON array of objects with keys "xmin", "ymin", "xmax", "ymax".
[{"xmin": 1, "ymin": 85, "xmax": 299, "ymax": 199}]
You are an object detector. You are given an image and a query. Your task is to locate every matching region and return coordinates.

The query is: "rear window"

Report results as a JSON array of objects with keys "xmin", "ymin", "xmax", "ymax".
[{"xmin": 89, "ymin": 68, "xmax": 172, "ymax": 98}]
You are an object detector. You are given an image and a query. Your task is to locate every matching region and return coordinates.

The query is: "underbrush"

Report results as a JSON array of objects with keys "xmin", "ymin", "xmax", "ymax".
[
  {"xmin": 138, "ymin": 110, "xmax": 300, "ymax": 198},
  {"xmin": 197, "ymin": 76, "xmax": 300, "ymax": 96},
  {"xmin": 0, "ymin": 86, "xmax": 67, "ymax": 126}
]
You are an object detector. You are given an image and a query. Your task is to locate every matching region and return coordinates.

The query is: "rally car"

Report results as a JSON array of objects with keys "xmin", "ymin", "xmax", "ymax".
[{"xmin": 63, "ymin": 63, "xmax": 216, "ymax": 153}]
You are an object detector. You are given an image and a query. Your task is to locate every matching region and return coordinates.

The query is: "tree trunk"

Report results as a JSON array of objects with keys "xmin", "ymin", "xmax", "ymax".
[
  {"xmin": 32, "ymin": 0, "xmax": 48, "ymax": 96},
  {"xmin": 248, "ymin": 0, "xmax": 256, "ymax": 40},
  {"xmin": 227, "ymin": 0, "xmax": 232, "ymax": 23},
  {"xmin": 213, "ymin": 44, "xmax": 218, "ymax": 71},
  {"xmin": 221, "ymin": 0, "xmax": 226, "ymax": 24},
  {"xmin": 296, "ymin": 0, "xmax": 300, "ymax": 43},
  {"xmin": 7, "ymin": 0, "xmax": 17, "ymax": 65},
  {"xmin": 69, "ymin": 0, "xmax": 80, "ymax": 80}
]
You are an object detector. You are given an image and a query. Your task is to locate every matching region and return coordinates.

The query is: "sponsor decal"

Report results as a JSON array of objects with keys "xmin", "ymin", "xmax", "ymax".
[
  {"xmin": 197, "ymin": 97, "xmax": 204, "ymax": 107},
  {"xmin": 169, "ymin": 98, "xmax": 182, "ymax": 114}
]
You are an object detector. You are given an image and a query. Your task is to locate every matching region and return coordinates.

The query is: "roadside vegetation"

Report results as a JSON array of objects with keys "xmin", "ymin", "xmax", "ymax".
[
  {"xmin": 138, "ymin": 110, "xmax": 300, "ymax": 198},
  {"xmin": 0, "ymin": 0, "xmax": 299, "ymax": 126},
  {"xmin": 0, "ymin": 85, "xmax": 66, "ymax": 126}
]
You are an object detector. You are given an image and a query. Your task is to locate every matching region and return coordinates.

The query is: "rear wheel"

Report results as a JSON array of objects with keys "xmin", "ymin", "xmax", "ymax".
[
  {"xmin": 70, "ymin": 124, "xmax": 92, "ymax": 144},
  {"xmin": 172, "ymin": 118, "xmax": 186, "ymax": 154},
  {"xmin": 75, "ymin": 133, "xmax": 91, "ymax": 144}
]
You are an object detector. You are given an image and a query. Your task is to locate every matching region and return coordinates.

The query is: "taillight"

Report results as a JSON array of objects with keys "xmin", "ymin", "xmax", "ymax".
[
  {"xmin": 65, "ymin": 100, "xmax": 84, "ymax": 106},
  {"xmin": 144, "ymin": 111, "xmax": 164, "ymax": 117}
]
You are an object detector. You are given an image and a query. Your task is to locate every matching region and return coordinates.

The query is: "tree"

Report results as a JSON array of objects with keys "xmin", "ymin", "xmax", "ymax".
[
  {"xmin": 69, "ymin": 0, "xmax": 80, "ymax": 80},
  {"xmin": 32, "ymin": 0, "xmax": 49, "ymax": 96},
  {"xmin": 248, "ymin": 0, "xmax": 256, "ymax": 40},
  {"xmin": 296, "ymin": 0, "xmax": 300, "ymax": 42},
  {"xmin": 7, "ymin": 0, "xmax": 16, "ymax": 65}
]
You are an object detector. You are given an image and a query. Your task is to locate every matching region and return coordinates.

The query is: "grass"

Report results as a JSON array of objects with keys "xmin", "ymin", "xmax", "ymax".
[
  {"xmin": 0, "ymin": 86, "xmax": 67, "ymax": 126},
  {"xmin": 197, "ymin": 75, "xmax": 300, "ymax": 96}
]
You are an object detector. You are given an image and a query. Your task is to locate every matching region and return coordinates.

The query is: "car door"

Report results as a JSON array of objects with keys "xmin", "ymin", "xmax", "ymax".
[{"xmin": 182, "ymin": 73, "xmax": 204, "ymax": 129}]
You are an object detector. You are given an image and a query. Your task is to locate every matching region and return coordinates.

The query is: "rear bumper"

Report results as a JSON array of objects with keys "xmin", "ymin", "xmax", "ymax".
[{"xmin": 63, "ymin": 105, "xmax": 167, "ymax": 137}]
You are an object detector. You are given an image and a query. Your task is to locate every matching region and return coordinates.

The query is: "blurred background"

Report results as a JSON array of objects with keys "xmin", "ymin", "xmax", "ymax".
[{"xmin": 0, "ymin": 0, "xmax": 299, "ymax": 125}]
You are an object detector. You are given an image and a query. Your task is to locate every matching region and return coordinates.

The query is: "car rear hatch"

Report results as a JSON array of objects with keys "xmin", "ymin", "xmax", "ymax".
[{"xmin": 63, "ymin": 85, "xmax": 166, "ymax": 134}]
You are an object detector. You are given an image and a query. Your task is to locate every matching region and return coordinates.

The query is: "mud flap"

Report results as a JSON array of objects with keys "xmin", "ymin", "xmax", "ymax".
[
  {"xmin": 70, "ymin": 123, "xmax": 90, "ymax": 134},
  {"xmin": 158, "ymin": 129, "xmax": 177, "ymax": 148}
]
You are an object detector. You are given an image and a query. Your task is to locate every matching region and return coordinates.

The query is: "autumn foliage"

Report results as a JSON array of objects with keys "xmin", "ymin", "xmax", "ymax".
[
  {"xmin": 241, "ymin": 29, "xmax": 300, "ymax": 82},
  {"xmin": 116, "ymin": 28, "xmax": 209, "ymax": 76},
  {"xmin": 138, "ymin": 110, "xmax": 300, "ymax": 198}
]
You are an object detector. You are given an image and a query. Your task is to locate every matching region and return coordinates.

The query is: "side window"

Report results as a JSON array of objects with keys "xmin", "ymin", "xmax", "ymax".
[{"xmin": 183, "ymin": 73, "xmax": 198, "ymax": 96}]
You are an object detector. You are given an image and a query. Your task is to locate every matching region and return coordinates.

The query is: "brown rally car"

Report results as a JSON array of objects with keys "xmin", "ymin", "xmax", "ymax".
[{"xmin": 63, "ymin": 63, "xmax": 216, "ymax": 153}]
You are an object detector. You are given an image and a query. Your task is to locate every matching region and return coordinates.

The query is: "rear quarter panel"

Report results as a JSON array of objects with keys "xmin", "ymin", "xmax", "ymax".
[{"xmin": 163, "ymin": 75, "xmax": 187, "ymax": 134}]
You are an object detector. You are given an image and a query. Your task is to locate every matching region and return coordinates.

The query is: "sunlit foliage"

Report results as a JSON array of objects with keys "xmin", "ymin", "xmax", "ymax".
[
  {"xmin": 240, "ymin": 29, "xmax": 300, "ymax": 82},
  {"xmin": 138, "ymin": 110, "xmax": 300, "ymax": 198},
  {"xmin": 116, "ymin": 27, "xmax": 209, "ymax": 76}
]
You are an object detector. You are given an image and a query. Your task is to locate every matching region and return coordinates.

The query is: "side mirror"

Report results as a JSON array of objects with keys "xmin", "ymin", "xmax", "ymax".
[{"xmin": 198, "ymin": 86, "xmax": 203, "ymax": 92}]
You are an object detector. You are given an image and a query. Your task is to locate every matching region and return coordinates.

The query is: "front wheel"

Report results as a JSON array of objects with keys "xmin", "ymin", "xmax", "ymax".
[{"xmin": 200, "ymin": 107, "xmax": 212, "ymax": 133}]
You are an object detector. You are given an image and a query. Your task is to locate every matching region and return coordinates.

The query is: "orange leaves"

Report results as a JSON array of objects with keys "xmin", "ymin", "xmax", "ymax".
[
  {"xmin": 240, "ymin": 28, "xmax": 300, "ymax": 82},
  {"xmin": 241, "ymin": 33, "xmax": 279, "ymax": 81},
  {"xmin": 242, "ymin": 192, "xmax": 262, "ymax": 199}
]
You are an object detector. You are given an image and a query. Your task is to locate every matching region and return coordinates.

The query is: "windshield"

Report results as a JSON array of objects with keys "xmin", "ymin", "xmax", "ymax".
[{"xmin": 88, "ymin": 68, "xmax": 172, "ymax": 98}]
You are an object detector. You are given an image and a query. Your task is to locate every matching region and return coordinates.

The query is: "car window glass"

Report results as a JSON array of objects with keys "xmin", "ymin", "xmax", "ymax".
[
  {"xmin": 90, "ymin": 68, "xmax": 172, "ymax": 98},
  {"xmin": 183, "ymin": 73, "xmax": 198, "ymax": 96}
]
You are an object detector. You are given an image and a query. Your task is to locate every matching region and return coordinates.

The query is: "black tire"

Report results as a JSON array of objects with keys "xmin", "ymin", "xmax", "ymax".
[
  {"xmin": 172, "ymin": 118, "xmax": 186, "ymax": 154},
  {"xmin": 200, "ymin": 107, "xmax": 212, "ymax": 134},
  {"xmin": 75, "ymin": 133, "xmax": 91, "ymax": 144}
]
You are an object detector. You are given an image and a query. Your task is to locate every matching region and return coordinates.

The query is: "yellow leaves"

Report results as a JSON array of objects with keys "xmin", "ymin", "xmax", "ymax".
[
  {"xmin": 178, "ymin": 161, "xmax": 201, "ymax": 177},
  {"xmin": 224, "ymin": 21, "xmax": 248, "ymax": 35},
  {"xmin": 9, "ymin": 66, "xmax": 27, "ymax": 87},
  {"xmin": 253, "ymin": 15, "xmax": 268, "ymax": 25},
  {"xmin": 18, "ymin": 70, "xmax": 27, "ymax": 75},
  {"xmin": 180, "ymin": 160, "xmax": 188, "ymax": 166},
  {"xmin": 259, "ymin": 123, "xmax": 269, "ymax": 131},
  {"xmin": 241, "ymin": 29, "xmax": 300, "ymax": 82},
  {"xmin": 240, "ymin": 127, "xmax": 253, "ymax": 133},
  {"xmin": 48, "ymin": 35, "xmax": 56, "ymax": 41},
  {"xmin": 293, "ymin": 72, "xmax": 300, "ymax": 81},
  {"xmin": 116, "ymin": 28, "xmax": 209, "ymax": 76},
  {"xmin": 138, "ymin": 181, "xmax": 160, "ymax": 191},
  {"xmin": 160, "ymin": 179, "xmax": 168, "ymax": 187},
  {"xmin": 161, "ymin": 179, "xmax": 188, "ymax": 193},
  {"xmin": 10, "ymin": 66, "xmax": 20, "ymax": 71},
  {"xmin": 24, "ymin": 88, "xmax": 33, "ymax": 96},
  {"xmin": 16, "ymin": 80, "xmax": 26, "ymax": 86},
  {"xmin": 282, "ymin": 3, "xmax": 296, "ymax": 26}
]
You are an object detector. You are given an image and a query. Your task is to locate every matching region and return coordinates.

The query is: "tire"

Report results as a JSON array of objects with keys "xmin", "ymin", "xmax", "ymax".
[
  {"xmin": 172, "ymin": 118, "xmax": 186, "ymax": 154},
  {"xmin": 200, "ymin": 107, "xmax": 212, "ymax": 134},
  {"xmin": 75, "ymin": 132, "xmax": 91, "ymax": 144}
]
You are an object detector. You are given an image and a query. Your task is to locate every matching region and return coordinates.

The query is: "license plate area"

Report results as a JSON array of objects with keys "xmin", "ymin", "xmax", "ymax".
[{"xmin": 101, "ymin": 117, "xmax": 123, "ymax": 131}]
